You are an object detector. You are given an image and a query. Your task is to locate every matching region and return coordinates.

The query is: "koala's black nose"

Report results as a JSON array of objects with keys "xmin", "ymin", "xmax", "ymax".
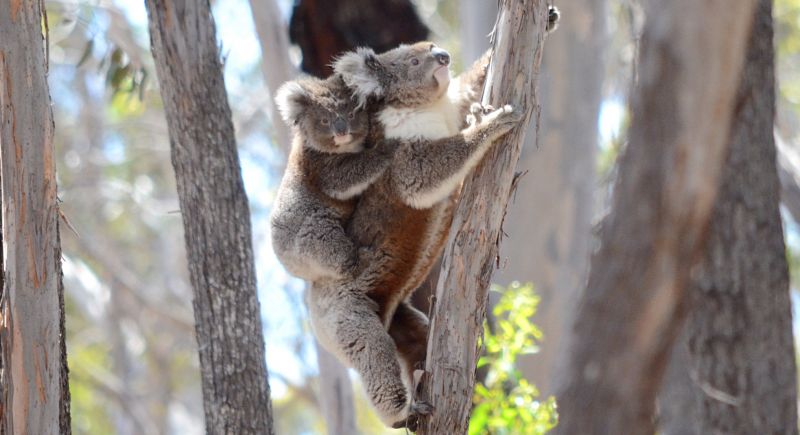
[
  {"xmin": 333, "ymin": 118, "xmax": 348, "ymax": 135},
  {"xmin": 432, "ymin": 47, "xmax": 450, "ymax": 66}
]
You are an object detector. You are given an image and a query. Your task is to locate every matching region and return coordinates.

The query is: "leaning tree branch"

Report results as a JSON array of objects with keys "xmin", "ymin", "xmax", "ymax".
[
  {"xmin": 418, "ymin": 2, "xmax": 550, "ymax": 433},
  {"xmin": 554, "ymin": 1, "xmax": 757, "ymax": 434}
]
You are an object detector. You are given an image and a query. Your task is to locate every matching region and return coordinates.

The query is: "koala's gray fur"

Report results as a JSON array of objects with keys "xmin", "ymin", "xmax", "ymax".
[
  {"xmin": 270, "ymin": 75, "xmax": 396, "ymax": 282},
  {"xmin": 304, "ymin": 41, "xmax": 524, "ymax": 429}
]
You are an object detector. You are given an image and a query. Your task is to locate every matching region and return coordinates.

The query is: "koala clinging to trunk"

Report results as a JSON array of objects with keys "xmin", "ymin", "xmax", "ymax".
[
  {"xmin": 270, "ymin": 75, "xmax": 397, "ymax": 282},
  {"xmin": 305, "ymin": 41, "xmax": 524, "ymax": 430}
]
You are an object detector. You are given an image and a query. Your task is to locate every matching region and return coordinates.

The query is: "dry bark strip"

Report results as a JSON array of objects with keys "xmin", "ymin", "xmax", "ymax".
[
  {"xmin": 0, "ymin": 1, "xmax": 71, "ymax": 433},
  {"xmin": 554, "ymin": 1, "xmax": 757, "ymax": 434},
  {"xmin": 145, "ymin": 2, "xmax": 274, "ymax": 433},
  {"xmin": 418, "ymin": 2, "xmax": 550, "ymax": 433}
]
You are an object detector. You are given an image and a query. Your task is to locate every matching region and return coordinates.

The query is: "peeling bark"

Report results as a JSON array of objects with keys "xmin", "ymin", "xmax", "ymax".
[
  {"xmin": 554, "ymin": 1, "xmax": 757, "ymax": 434},
  {"xmin": 418, "ymin": 2, "xmax": 550, "ymax": 433},
  {"xmin": 0, "ymin": 1, "xmax": 71, "ymax": 433},
  {"xmin": 145, "ymin": 1, "xmax": 273, "ymax": 433}
]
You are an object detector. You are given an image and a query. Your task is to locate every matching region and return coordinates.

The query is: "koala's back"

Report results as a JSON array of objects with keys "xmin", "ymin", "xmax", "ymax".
[
  {"xmin": 271, "ymin": 142, "xmax": 356, "ymax": 276},
  {"xmin": 347, "ymin": 172, "xmax": 456, "ymax": 323}
]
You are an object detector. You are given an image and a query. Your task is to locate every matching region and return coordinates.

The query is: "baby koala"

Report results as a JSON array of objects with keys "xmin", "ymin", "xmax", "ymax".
[{"xmin": 270, "ymin": 74, "xmax": 395, "ymax": 282}]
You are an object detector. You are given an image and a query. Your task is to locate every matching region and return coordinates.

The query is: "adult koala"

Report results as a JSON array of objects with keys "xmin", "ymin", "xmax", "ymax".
[{"xmin": 305, "ymin": 41, "xmax": 522, "ymax": 430}]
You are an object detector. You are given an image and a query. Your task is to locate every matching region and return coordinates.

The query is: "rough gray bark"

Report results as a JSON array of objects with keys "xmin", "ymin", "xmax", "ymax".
[
  {"xmin": 418, "ymin": 2, "xmax": 550, "ymax": 433},
  {"xmin": 662, "ymin": 2, "xmax": 799, "ymax": 434},
  {"xmin": 0, "ymin": 1, "xmax": 71, "ymax": 433},
  {"xmin": 554, "ymin": 1, "xmax": 757, "ymax": 434},
  {"xmin": 493, "ymin": 0, "xmax": 604, "ymax": 396},
  {"xmin": 145, "ymin": 2, "xmax": 274, "ymax": 433}
]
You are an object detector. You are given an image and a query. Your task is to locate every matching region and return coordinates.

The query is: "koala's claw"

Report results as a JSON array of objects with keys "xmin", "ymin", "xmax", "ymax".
[
  {"xmin": 390, "ymin": 401, "xmax": 433, "ymax": 431},
  {"xmin": 547, "ymin": 6, "xmax": 560, "ymax": 33}
]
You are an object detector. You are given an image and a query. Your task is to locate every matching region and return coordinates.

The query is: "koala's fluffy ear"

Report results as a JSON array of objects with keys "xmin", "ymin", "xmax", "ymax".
[
  {"xmin": 275, "ymin": 81, "xmax": 310, "ymax": 125},
  {"xmin": 333, "ymin": 47, "xmax": 383, "ymax": 107}
]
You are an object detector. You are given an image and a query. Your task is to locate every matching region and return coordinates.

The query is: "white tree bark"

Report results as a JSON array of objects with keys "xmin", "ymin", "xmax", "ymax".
[
  {"xmin": 554, "ymin": 1, "xmax": 757, "ymax": 434},
  {"xmin": 418, "ymin": 2, "xmax": 551, "ymax": 433},
  {"xmin": 249, "ymin": 0, "xmax": 296, "ymax": 153}
]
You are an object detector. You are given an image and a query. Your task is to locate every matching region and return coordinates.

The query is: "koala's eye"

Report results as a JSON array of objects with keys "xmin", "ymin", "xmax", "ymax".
[
  {"xmin": 411, "ymin": 58, "xmax": 420, "ymax": 66},
  {"xmin": 321, "ymin": 118, "xmax": 330, "ymax": 126}
]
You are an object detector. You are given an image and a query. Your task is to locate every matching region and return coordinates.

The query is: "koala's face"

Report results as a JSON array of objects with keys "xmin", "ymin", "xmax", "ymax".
[
  {"xmin": 275, "ymin": 76, "xmax": 369, "ymax": 154},
  {"xmin": 333, "ymin": 42, "xmax": 452, "ymax": 108}
]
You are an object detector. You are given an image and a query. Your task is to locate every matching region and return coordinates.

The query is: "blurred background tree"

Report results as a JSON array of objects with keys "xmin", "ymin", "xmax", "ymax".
[{"xmin": 35, "ymin": 0, "xmax": 800, "ymax": 433}]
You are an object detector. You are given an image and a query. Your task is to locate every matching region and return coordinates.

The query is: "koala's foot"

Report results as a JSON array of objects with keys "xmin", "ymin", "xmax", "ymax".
[
  {"xmin": 391, "ymin": 401, "xmax": 434, "ymax": 432},
  {"xmin": 547, "ymin": 6, "xmax": 560, "ymax": 33}
]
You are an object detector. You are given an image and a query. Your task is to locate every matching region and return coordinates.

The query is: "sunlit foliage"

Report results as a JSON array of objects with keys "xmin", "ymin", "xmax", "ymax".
[{"xmin": 469, "ymin": 283, "xmax": 557, "ymax": 435}]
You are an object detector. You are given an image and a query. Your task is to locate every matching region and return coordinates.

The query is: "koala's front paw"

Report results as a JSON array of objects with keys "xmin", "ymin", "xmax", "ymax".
[
  {"xmin": 390, "ymin": 401, "xmax": 434, "ymax": 431},
  {"xmin": 466, "ymin": 102, "xmax": 496, "ymax": 126},
  {"xmin": 475, "ymin": 104, "xmax": 524, "ymax": 141},
  {"xmin": 336, "ymin": 248, "xmax": 361, "ymax": 279}
]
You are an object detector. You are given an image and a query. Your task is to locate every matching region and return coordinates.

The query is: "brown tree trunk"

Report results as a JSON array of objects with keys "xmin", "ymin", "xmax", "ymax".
[
  {"xmin": 145, "ymin": 2, "xmax": 274, "ymax": 433},
  {"xmin": 0, "ymin": 1, "xmax": 71, "ymax": 433},
  {"xmin": 660, "ymin": 2, "xmax": 799, "ymax": 434},
  {"xmin": 553, "ymin": 1, "xmax": 757, "ymax": 434},
  {"xmin": 418, "ymin": 2, "xmax": 551, "ymax": 433},
  {"xmin": 288, "ymin": 0, "xmax": 429, "ymax": 77},
  {"xmin": 493, "ymin": 0, "xmax": 605, "ymax": 397}
]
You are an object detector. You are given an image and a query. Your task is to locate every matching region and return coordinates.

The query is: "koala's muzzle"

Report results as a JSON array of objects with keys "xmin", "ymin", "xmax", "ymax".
[
  {"xmin": 333, "ymin": 117, "xmax": 349, "ymax": 136},
  {"xmin": 432, "ymin": 47, "xmax": 450, "ymax": 66}
]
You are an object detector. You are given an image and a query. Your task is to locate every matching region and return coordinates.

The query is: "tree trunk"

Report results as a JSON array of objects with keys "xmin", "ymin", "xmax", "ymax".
[
  {"xmin": 0, "ymin": 1, "xmax": 71, "ymax": 433},
  {"xmin": 315, "ymin": 344, "xmax": 357, "ymax": 435},
  {"xmin": 660, "ymin": 2, "xmax": 799, "ymax": 433},
  {"xmin": 248, "ymin": 0, "xmax": 295, "ymax": 154},
  {"xmin": 553, "ymin": 1, "xmax": 757, "ymax": 434},
  {"xmin": 492, "ymin": 0, "xmax": 604, "ymax": 397},
  {"xmin": 145, "ymin": 2, "xmax": 274, "ymax": 433},
  {"xmin": 288, "ymin": 0, "xmax": 429, "ymax": 77},
  {"xmin": 418, "ymin": 2, "xmax": 550, "ymax": 433}
]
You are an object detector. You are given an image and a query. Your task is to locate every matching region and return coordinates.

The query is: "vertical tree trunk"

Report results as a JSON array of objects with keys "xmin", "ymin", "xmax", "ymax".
[
  {"xmin": 554, "ymin": 1, "xmax": 757, "ymax": 434},
  {"xmin": 493, "ymin": 0, "xmax": 605, "ymax": 396},
  {"xmin": 0, "ymin": 1, "xmax": 71, "ymax": 433},
  {"xmin": 418, "ymin": 2, "xmax": 550, "ymax": 433},
  {"xmin": 145, "ymin": 2, "xmax": 274, "ymax": 433},
  {"xmin": 248, "ymin": 0, "xmax": 295, "ymax": 154},
  {"xmin": 661, "ymin": 2, "xmax": 799, "ymax": 433}
]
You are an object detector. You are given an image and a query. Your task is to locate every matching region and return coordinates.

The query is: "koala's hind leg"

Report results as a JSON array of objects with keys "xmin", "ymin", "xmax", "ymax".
[
  {"xmin": 388, "ymin": 301, "xmax": 429, "ymax": 393},
  {"xmin": 307, "ymin": 282, "xmax": 418, "ymax": 427}
]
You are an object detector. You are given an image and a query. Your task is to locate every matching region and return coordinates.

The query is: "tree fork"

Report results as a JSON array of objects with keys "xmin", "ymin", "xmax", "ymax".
[{"xmin": 418, "ymin": 2, "xmax": 550, "ymax": 433}]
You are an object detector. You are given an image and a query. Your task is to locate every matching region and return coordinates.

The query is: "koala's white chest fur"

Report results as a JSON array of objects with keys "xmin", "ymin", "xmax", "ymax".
[{"xmin": 378, "ymin": 88, "xmax": 462, "ymax": 140}]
